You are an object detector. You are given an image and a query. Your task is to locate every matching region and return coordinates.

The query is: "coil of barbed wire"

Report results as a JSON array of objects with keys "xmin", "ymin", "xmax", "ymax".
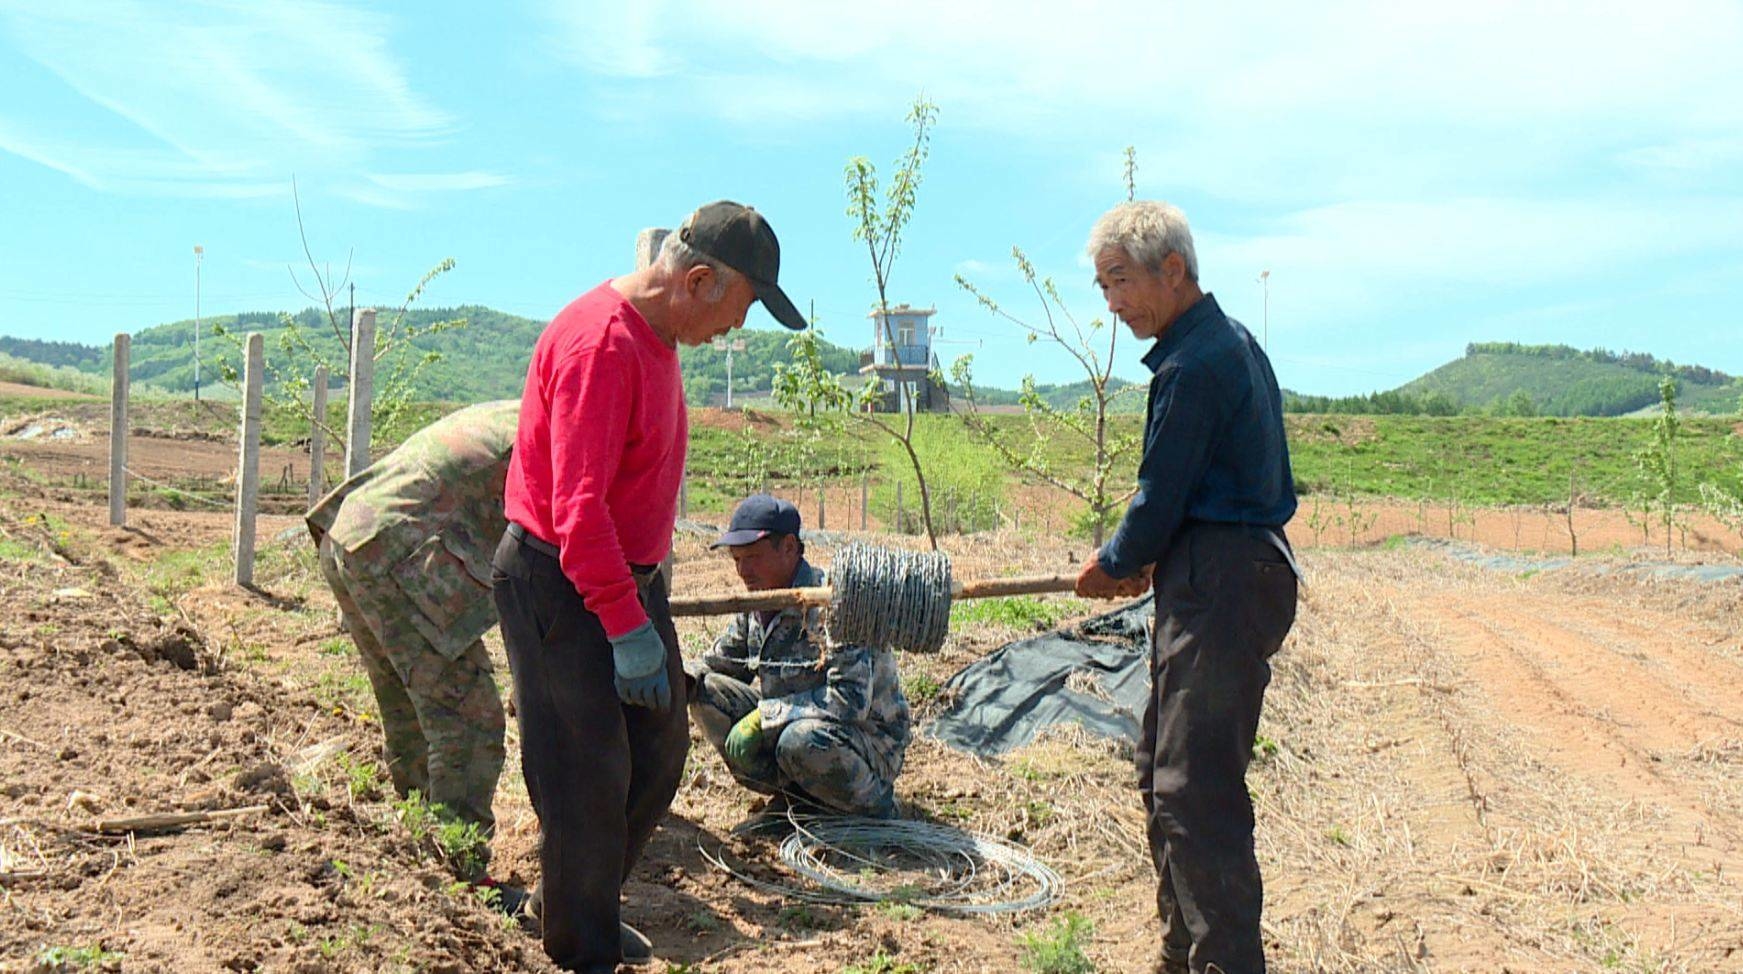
[
  {"xmin": 827, "ymin": 544, "xmax": 953, "ymax": 654},
  {"xmin": 699, "ymin": 813, "xmax": 1062, "ymax": 915}
]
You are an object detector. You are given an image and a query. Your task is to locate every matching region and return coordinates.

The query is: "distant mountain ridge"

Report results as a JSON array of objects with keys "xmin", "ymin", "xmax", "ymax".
[{"xmin": 2, "ymin": 319, "xmax": 1737, "ymax": 417}]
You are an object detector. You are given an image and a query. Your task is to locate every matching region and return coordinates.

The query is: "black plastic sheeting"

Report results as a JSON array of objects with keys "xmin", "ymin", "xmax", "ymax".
[{"xmin": 927, "ymin": 595, "xmax": 1155, "ymax": 757}]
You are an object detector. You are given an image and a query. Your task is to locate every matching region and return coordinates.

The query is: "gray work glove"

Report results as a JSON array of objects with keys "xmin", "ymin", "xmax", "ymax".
[{"xmin": 610, "ymin": 621, "xmax": 671, "ymax": 712}]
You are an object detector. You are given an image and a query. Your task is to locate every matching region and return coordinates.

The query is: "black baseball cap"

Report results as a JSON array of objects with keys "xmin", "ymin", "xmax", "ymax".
[
  {"xmin": 712, "ymin": 494, "xmax": 803, "ymax": 548},
  {"xmin": 679, "ymin": 201, "xmax": 807, "ymax": 331}
]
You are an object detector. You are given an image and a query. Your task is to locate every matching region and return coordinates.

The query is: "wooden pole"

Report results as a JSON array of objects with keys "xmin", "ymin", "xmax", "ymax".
[
  {"xmin": 861, "ymin": 472, "xmax": 869, "ymax": 531},
  {"xmin": 307, "ymin": 364, "xmax": 328, "ymax": 507},
  {"xmin": 669, "ymin": 571, "xmax": 1078, "ymax": 617},
  {"xmin": 896, "ymin": 481, "xmax": 905, "ymax": 535},
  {"xmin": 679, "ymin": 475, "xmax": 689, "ymax": 519},
  {"xmin": 94, "ymin": 804, "xmax": 270, "ymax": 834},
  {"xmin": 818, "ymin": 485, "xmax": 827, "ymax": 530},
  {"xmin": 345, "ymin": 308, "xmax": 376, "ymax": 478},
  {"xmin": 108, "ymin": 334, "xmax": 129, "ymax": 526},
  {"xmin": 234, "ymin": 332, "xmax": 264, "ymax": 586}
]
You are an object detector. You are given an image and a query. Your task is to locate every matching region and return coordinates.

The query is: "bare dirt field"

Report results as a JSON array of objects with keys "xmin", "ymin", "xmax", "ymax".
[{"xmin": 3, "ymin": 443, "xmax": 1742, "ymax": 972}]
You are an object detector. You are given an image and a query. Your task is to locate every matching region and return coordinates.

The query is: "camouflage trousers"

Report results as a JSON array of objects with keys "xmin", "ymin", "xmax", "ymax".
[
  {"xmin": 689, "ymin": 669, "xmax": 895, "ymax": 817},
  {"xmin": 320, "ymin": 541, "xmax": 506, "ymax": 844}
]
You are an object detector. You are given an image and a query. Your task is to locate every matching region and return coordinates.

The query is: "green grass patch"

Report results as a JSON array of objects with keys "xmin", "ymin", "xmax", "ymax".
[
  {"xmin": 1018, "ymin": 912, "xmax": 1095, "ymax": 974},
  {"xmin": 842, "ymin": 950, "xmax": 926, "ymax": 974},
  {"xmin": 952, "ymin": 595, "xmax": 1077, "ymax": 633},
  {"xmin": 32, "ymin": 944, "xmax": 124, "ymax": 972}
]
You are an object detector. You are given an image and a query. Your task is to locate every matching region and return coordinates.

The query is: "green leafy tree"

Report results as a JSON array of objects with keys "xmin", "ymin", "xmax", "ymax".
[
  {"xmin": 846, "ymin": 96, "xmax": 942, "ymax": 547},
  {"xmin": 213, "ymin": 179, "xmax": 465, "ymax": 449},
  {"xmin": 951, "ymin": 147, "xmax": 1143, "ymax": 546},
  {"xmin": 1635, "ymin": 377, "xmax": 1682, "ymax": 555},
  {"xmin": 771, "ymin": 321, "xmax": 857, "ymax": 509}
]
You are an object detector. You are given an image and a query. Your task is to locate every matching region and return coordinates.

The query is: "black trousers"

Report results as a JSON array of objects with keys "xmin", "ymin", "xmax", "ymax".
[
  {"xmin": 1137, "ymin": 523, "xmax": 1298, "ymax": 974},
  {"xmin": 491, "ymin": 529, "xmax": 689, "ymax": 974}
]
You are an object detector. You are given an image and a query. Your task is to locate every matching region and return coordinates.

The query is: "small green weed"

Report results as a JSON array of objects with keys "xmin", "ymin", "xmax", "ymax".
[
  {"xmin": 876, "ymin": 899, "xmax": 923, "ymax": 922},
  {"xmin": 952, "ymin": 596, "xmax": 1073, "ymax": 632},
  {"xmin": 393, "ymin": 791, "xmax": 489, "ymax": 877},
  {"xmin": 683, "ymin": 910, "xmax": 723, "ymax": 933},
  {"xmin": 0, "ymin": 537, "xmax": 40, "ymax": 562},
  {"xmin": 33, "ymin": 945, "xmax": 124, "ymax": 971},
  {"xmin": 778, "ymin": 903, "xmax": 824, "ymax": 930},
  {"xmin": 336, "ymin": 752, "xmax": 384, "ymax": 801},
  {"xmin": 902, "ymin": 672, "xmax": 942, "ymax": 704},
  {"xmin": 1252, "ymin": 734, "xmax": 1280, "ymax": 762},
  {"xmin": 1018, "ymin": 911, "xmax": 1095, "ymax": 974},
  {"xmin": 842, "ymin": 950, "xmax": 926, "ymax": 974}
]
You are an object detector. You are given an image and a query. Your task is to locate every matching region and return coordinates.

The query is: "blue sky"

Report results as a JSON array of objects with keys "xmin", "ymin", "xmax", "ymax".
[{"xmin": 1, "ymin": 0, "xmax": 1739, "ymax": 396}]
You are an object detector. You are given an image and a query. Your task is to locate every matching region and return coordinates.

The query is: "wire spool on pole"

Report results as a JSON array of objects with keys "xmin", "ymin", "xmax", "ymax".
[{"xmin": 667, "ymin": 543, "xmax": 1078, "ymax": 653}]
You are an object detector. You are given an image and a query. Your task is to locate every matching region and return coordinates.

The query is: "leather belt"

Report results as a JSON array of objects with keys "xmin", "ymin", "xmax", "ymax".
[{"xmin": 508, "ymin": 522, "xmax": 662, "ymax": 582}]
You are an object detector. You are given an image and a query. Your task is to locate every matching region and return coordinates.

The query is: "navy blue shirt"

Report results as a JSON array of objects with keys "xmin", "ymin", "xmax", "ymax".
[{"xmin": 1097, "ymin": 293, "xmax": 1297, "ymax": 578}]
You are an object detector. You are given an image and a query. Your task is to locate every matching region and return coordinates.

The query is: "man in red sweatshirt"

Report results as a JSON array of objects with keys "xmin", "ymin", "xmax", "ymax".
[{"xmin": 491, "ymin": 201, "xmax": 807, "ymax": 972}]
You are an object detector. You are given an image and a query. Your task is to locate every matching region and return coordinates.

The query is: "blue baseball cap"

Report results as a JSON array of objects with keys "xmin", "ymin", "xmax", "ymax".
[{"xmin": 712, "ymin": 494, "xmax": 802, "ymax": 548}]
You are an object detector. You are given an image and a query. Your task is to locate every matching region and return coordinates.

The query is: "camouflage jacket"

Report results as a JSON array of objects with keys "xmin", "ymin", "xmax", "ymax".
[
  {"xmin": 306, "ymin": 400, "xmax": 520, "ymax": 657},
  {"xmin": 703, "ymin": 559, "xmax": 911, "ymax": 778}
]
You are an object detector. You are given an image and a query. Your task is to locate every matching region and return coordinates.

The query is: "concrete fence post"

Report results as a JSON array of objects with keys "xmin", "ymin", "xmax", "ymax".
[
  {"xmin": 861, "ymin": 472, "xmax": 869, "ymax": 531},
  {"xmin": 308, "ymin": 364, "xmax": 328, "ymax": 507},
  {"xmin": 108, "ymin": 334, "xmax": 129, "ymax": 527},
  {"xmin": 234, "ymin": 332, "xmax": 264, "ymax": 587},
  {"xmin": 896, "ymin": 481, "xmax": 905, "ymax": 535},
  {"xmin": 818, "ymin": 484, "xmax": 827, "ymax": 531},
  {"xmin": 679, "ymin": 475, "xmax": 689, "ymax": 519},
  {"xmin": 345, "ymin": 308, "xmax": 376, "ymax": 478}
]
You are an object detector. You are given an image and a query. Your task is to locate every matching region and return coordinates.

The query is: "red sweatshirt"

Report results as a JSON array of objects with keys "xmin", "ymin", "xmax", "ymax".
[{"xmin": 504, "ymin": 281, "xmax": 687, "ymax": 638}]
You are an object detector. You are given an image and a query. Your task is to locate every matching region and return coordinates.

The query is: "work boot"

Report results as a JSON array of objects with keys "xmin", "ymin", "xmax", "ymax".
[
  {"xmin": 476, "ymin": 878, "xmax": 531, "ymax": 919},
  {"xmin": 1154, "ymin": 947, "xmax": 1190, "ymax": 974},
  {"xmin": 619, "ymin": 921, "xmax": 654, "ymax": 966},
  {"xmin": 518, "ymin": 883, "xmax": 650, "ymax": 965}
]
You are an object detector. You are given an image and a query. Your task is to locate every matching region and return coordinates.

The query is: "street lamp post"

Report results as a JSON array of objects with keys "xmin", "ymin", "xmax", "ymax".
[
  {"xmin": 194, "ymin": 245, "xmax": 204, "ymax": 402},
  {"xmin": 1256, "ymin": 269, "xmax": 1270, "ymax": 350}
]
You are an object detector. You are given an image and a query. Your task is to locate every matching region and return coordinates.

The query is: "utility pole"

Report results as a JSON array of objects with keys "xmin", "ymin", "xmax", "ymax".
[
  {"xmin": 712, "ymin": 335, "xmax": 746, "ymax": 409},
  {"xmin": 1256, "ymin": 269, "xmax": 1271, "ymax": 350},
  {"xmin": 193, "ymin": 245, "xmax": 204, "ymax": 402}
]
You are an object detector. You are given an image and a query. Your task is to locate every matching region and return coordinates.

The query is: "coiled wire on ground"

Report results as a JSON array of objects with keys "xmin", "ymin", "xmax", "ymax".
[
  {"xmin": 699, "ymin": 812, "xmax": 1062, "ymax": 915},
  {"xmin": 827, "ymin": 545, "xmax": 953, "ymax": 654}
]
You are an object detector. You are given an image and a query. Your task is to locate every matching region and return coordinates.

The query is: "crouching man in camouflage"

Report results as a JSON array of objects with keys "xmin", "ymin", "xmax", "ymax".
[
  {"xmin": 688, "ymin": 495, "xmax": 910, "ymax": 820},
  {"xmin": 306, "ymin": 400, "xmax": 518, "ymax": 871}
]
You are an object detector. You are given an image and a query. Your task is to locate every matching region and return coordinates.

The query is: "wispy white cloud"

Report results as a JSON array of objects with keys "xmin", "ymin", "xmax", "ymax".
[
  {"xmin": 541, "ymin": 0, "xmax": 1743, "ymax": 202},
  {"xmin": 0, "ymin": 1, "xmax": 461, "ymax": 204},
  {"xmin": 364, "ymin": 172, "xmax": 513, "ymax": 193},
  {"xmin": 538, "ymin": 0, "xmax": 682, "ymax": 78}
]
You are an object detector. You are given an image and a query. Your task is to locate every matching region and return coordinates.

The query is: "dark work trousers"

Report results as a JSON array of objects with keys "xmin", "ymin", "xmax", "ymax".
[
  {"xmin": 491, "ymin": 528, "xmax": 689, "ymax": 974},
  {"xmin": 1136, "ymin": 522, "xmax": 1298, "ymax": 974}
]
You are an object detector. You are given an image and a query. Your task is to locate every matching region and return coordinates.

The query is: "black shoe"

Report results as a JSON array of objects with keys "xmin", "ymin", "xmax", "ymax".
[
  {"xmin": 620, "ymin": 921, "xmax": 653, "ymax": 966},
  {"xmin": 476, "ymin": 878, "xmax": 531, "ymax": 919}
]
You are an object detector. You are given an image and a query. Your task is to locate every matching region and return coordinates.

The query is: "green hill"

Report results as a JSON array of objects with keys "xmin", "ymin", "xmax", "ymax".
[
  {"xmin": 6, "ymin": 322, "xmax": 1737, "ymax": 420},
  {"xmin": 1398, "ymin": 342, "xmax": 1742, "ymax": 417},
  {"xmin": 0, "ymin": 308, "xmax": 864, "ymax": 406}
]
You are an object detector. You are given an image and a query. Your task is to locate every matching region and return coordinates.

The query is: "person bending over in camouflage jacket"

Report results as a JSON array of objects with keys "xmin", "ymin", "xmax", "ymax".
[
  {"xmin": 306, "ymin": 400, "xmax": 518, "ymax": 868},
  {"xmin": 688, "ymin": 495, "xmax": 910, "ymax": 819}
]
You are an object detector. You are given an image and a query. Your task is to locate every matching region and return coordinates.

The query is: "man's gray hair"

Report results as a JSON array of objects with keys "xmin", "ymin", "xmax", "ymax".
[
  {"xmin": 659, "ymin": 230, "xmax": 741, "ymax": 301},
  {"xmin": 1087, "ymin": 201, "xmax": 1199, "ymax": 281}
]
